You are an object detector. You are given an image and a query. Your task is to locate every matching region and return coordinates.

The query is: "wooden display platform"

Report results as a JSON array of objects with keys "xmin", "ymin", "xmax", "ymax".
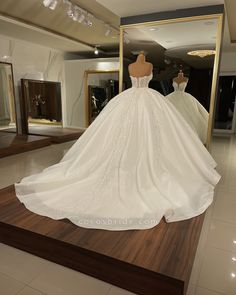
[
  {"xmin": 0, "ymin": 132, "xmax": 51, "ymax": 158},
  {"xmin": 3, "ymin": 126, "xmax": 84, "ymax": 143},
  {"xmin": 0, "ymin": 186, "xmax": 205, "ymax": 295}
]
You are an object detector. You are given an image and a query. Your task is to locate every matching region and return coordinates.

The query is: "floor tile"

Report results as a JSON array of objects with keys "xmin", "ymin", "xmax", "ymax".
[
  {"xmin": 214, "ymin": 187, "xmax": 236, "ymax": 203},
  {"xmin": 17, "ymin": 287, "xmax": 45, "ymax": 295},
  {"xmin": 186, "ymin": 284, "xmax": 196, "ymax": 295},
  {"xmin": 207, "ymin": 220, "xmax": 236, "ymax": 253},
  {"xmin": 0, "ymin": 272, "xmax": 25, "ymax": 295},
  {"xmin": 212, "ymin": 196, "xmax": 236, "ymax": 224},
  {"xmin": 188, "ymin": 204, "xmax": 214, "ymax": 286},
  {"xmin": 29, "ymin": 262, "xmax": 111, "ymax": 295},
  {"xmin": 0, "ymin": 243, "xmax": 51, "ymax": 284},
  {"xmin": 198, "ymin": 246, "xmax": 236, "ymax": 295},
  {"xmin": 107, "ymin": 286, "xmax": 136, "ymax": 295},
  {"xmin": 195, "ymin": 287, "xmax": 224, "ymax": 295}
]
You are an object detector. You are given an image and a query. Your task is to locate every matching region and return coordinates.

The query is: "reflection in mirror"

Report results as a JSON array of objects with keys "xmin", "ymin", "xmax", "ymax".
[
  {"xmin": 21, "ymin": 79, "xmax": 62, "ymax": 127},
  {"xmin": 85, "ymin": 71, "xmax": 119, "ymax": 126},
  {"xmin": 214, "ymin": 75, "xmax": 236, "ymax": 133},
  {"xmin": 0, "ymin": 62, "xmax": 16, "ymax": 130},
  {"xmin": 122, "ymin": 18, "xmax": 218, "ymax": 144}
]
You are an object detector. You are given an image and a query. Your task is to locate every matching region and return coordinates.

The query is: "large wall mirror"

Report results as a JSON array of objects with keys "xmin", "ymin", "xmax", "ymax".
[
  {"xmin": 21, "ymin": 79, "xmax": 62, "ymax": 130},
  {"xmin": 0, "ymin": 62, "xmax": 17, "ymax": 131},
  {"xmin": 84, "ymin": 70, "xmax": 119, "ymax": 126},
  {"xmin": 119, "ymin": 14, "xmax": 224, "ymax": 148}
]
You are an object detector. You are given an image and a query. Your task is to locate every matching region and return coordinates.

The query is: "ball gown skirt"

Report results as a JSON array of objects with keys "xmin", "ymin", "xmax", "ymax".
[
  {"xmin": 166, "ymin": 82, "xmax": 209, "ymax": 144},
  {"xmin": 15, "ymin": 74, "xmax": 220, "ymax": 230}
]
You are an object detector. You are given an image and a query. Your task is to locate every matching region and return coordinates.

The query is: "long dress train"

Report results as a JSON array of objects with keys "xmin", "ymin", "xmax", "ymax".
[{"xmin": 15, "ymin": 74, "xmax": 220, "ymax": 230}]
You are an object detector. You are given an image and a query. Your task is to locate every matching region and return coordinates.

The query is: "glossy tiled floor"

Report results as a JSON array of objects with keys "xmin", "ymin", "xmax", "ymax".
[{"xmin": 0, "ymin": 135, "xmax": 235, "ymax": 295}]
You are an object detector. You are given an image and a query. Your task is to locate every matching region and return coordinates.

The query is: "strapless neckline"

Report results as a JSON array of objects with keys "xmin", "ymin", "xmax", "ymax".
[
  {"xmin": 130, "ymin": 73, "xmax": 153, "ymax": 88},
  {"xmin": 129, "ymin": 73, "xmax": 153, "ymax": 79},
  {"xmin": 173, "ymin": 81, "xmax": 187, "ymax": 92}
]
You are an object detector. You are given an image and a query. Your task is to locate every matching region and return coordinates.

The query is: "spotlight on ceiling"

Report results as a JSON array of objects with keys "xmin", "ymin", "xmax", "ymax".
[
  {"xmin": 94, "ymin": 47, "xmax": 99, "ymax": 55},
  {"xmin": 67, "ymin": 2, "xmax": 74, "ymax": 17},
  {"xmin": 49, "ymin": 0, "xmax": 58, "ymax": 10},
  {"xmin": 43, "ymin": 0, "xmax": 58, "ymax": 10},
  {"xmin": 105, "ymin": 26, "xmax": 111, "ymax": 37},
  {"xmin": 78, "ymin": 11, "xmax": 86, "ymax": 23},
  {"xmin": 87, "ymin": 20, "xmax": 93, "ymax": 27},
  {"xmin": 72, "ymin": 6, "xmax": 79, "ymax": 21},
  {"xmin": 124, "ymin": 35, "xmax": 130, "ymax": 44}
]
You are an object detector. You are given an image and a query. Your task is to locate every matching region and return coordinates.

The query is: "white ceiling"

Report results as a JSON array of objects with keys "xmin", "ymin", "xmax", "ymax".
[
  {"xmin": 96, "ymin": 0, "xmax": 224, "ymax": 17},
  {"xmin": 0, "ymin": 15, "xmax": 92, "ymax": 52},
  {"xmin": 129, "ymin": 18, "xmax": 218, "ymax": 49}
]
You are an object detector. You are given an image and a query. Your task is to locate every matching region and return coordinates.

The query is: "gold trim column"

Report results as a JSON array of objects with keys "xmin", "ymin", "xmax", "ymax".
[{"xmin": 206, "ymin": 14, "xmax": 224, "ymax": 149}]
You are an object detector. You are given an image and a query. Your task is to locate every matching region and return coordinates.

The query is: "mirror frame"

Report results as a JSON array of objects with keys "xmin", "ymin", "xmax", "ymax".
[
  {"xmin": 0, "ymin": 61, "xmax": 17, "ymax": 132},
  {"xmin": 84, "ymin": 69, "xmax": 119, "ymax": 127},
  {"xmin": 119, "ymin": 14, "xmax": 224, "ymax": 149}
]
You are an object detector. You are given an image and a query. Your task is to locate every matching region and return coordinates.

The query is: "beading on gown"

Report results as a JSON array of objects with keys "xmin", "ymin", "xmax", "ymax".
[{"xmin": 15, "ymin": 73, "xmax": 220, "ymax": 230}]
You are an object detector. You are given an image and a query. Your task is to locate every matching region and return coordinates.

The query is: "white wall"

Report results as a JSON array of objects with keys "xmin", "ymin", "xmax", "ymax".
[
  {"xmin": 0, "ymin": 35, "xmax": 65, "ymax": 131},
  {"xmin": 64, "ymin": 58, "xmax": 119, "ymax": 128},
  {"xmin": 220, "ymin": 51, "xmax": 236, "ymax": 74}
]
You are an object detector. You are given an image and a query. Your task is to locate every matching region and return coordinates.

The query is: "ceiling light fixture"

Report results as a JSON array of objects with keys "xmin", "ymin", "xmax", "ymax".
[
  {"xmin": 72, "ymin": 6, "xmax": 79, "ymax": 21},
  {"xmin": 43, "ymin": 0, "xmax": 58, "ymax": 10},
  {"xmin": 94, "ymin": 47, "xmax": 99, "ymax": 55},
  {"xmin": 43, "ymin": 0, "xmax": 116, "ymax": 34},
  {"xmin": 124, "ymin": 34, "xmax": 130, "ymax": 44},
  {"xmin": 105, "ymin": 26, "xmax": 112, "ymax": 37},
  {"xmin": 78, "ymin": 11, "xmax": 86, "ymax": 23},
  {"xmin": 187, "ymin": 49, "xmax": 216, "ymax": 58}
]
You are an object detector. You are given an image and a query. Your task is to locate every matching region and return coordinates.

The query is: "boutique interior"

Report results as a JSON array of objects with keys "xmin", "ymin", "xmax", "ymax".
[{"xmin": 0, "ymin": 1, "xmax": 236, "ymax": 295}]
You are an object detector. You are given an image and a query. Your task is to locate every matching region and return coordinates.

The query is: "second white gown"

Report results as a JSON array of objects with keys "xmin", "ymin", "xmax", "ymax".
[
  {"xmin": 15, "ymin": 74, "xmax": 220, "ymax": 230},
  {"xmin": 166, "ymin": 82, "xmax": 209, "ymax": 144}
]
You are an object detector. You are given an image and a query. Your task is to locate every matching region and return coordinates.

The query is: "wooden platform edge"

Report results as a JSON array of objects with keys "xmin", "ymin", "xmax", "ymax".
[
  {"xmin": 0, "ymin": 221, "xmax": 184, "ymax": 295},
  {"xmin": 0, "ymin": 138, "xmax": 51, "ymax": 158}
]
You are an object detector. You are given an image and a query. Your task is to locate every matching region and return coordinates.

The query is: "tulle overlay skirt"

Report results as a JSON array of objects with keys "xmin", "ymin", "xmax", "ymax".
[{"xmin": 15, "ymin": 87, "xmax": 220, "ymax": 230}]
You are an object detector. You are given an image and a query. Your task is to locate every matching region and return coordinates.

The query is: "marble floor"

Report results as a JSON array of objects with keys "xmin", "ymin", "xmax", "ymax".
[{"xmin": 0, "ymin": 135, "xmax": 235, "ymax": 295}]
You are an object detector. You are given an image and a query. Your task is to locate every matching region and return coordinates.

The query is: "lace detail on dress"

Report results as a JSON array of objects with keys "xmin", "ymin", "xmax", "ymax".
[
  {"xmin": 173, "ymin": 81, "xmax": 187, "ymax": 92},
  {"xmin": 130, "ymin": 73, "xmax": 153, "ymax": 88}
]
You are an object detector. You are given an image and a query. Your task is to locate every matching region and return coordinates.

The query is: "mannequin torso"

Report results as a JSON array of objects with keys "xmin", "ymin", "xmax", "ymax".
[
  {"xmin": 128, "ymin": 53, "xmax": 153, "ymax": 77},
  {"xmin": 173, "ymin": 70, "xmax": 188, "ymax": 85}
]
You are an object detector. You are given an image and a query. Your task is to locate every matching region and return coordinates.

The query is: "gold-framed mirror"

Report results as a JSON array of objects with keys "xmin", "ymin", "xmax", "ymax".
[
  {"xmin": 119, "ymin": 14, "xmax": 224, "ymax": 149},
  {"xmin": 84, "ymin": 70, "xmax": 119, "ymax": 126},
  {"xmin": 0, "ymin": 62, "xmax": 17, "ymax": 131}
]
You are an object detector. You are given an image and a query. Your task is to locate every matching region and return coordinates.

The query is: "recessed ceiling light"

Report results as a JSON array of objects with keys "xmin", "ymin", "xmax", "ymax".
[
  {"xmin": 149, "ymin": 28, "xmax": 156, "ymax": 31},
  {"xmin": 165, "ymin": 40, "xmax": 173, "ymax": 43}
]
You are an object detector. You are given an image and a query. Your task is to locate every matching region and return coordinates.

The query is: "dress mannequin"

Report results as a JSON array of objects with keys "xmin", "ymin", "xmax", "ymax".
[
  {"xmin": 166, "ymin": 72, "xmax": 209, "ymax": 144},
  {"xmin": 173, "ymin": 69, "xmax": 188, "ymax": 85},
  {"xmin": 128, "ymin": 51, "xmax": 153, "ymax": 77},
  {"xmin": 15, "ymin": 59, "xmax": 220, "ymax": 231}
]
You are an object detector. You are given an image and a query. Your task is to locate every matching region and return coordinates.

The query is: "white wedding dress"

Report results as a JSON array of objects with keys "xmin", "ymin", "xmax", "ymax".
[
  {"xmin": 166, "ymin": 81, "xmax": 209, "ymax": 144},
  {"xmin": 15, "ymin": 73, "xmax": 220, "ymax": 230}
]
